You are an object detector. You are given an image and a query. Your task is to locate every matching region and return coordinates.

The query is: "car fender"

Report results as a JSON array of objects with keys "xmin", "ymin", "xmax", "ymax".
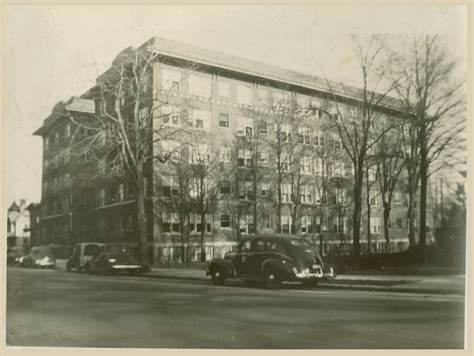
[
  {"xmin": 261, "ymin": 258, "xmax": 293, "ymax": 277},
  {"xmin": 207, "ymin": 259, "xmax": 235, "ymax": 277}
]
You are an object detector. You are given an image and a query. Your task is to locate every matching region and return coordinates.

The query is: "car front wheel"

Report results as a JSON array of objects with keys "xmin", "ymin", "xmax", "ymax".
[
  {"xmin": 263, "ymin": 269, "xmax": 281, "ymax": 289},
  {"xmin": 211, "ymin": 269, "xmax": 226, "ymax": 286}
]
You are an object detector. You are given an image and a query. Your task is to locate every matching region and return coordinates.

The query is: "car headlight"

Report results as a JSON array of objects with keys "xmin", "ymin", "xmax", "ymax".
[{"xmin": 108, "ymin": 258, "xmax": 116, "ymax": 263}]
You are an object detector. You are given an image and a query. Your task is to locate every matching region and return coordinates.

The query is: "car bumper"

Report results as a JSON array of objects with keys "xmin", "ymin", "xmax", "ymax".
[
  {"xmin": 293, "ymin": 267, "xmax": 335, "ymax": 280},
  {"xmin": 110, "ymin": 265, "xmax": 142, "ymax": 270}
]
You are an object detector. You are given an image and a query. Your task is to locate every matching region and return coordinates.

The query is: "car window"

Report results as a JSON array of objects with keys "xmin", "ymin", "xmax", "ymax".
[
  {"xmin": 251, "ymin": 239, "xmax": 265, "ymax": 252},
  {"xmin": 239, "ymin": 240, "xmax": 251, "ymax": 252},
  {"xmin": 266, "ymin": 241, "xmax": 287, "ymax": 254},
  {"xmin": 84, "ymin": 244, "xmax": 101, "ymax": 256}
]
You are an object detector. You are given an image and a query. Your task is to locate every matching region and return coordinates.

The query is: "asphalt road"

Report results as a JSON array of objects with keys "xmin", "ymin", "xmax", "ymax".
[{"xmin": 6, "ymin": 267, "xmax": 465, "ymax": 349}]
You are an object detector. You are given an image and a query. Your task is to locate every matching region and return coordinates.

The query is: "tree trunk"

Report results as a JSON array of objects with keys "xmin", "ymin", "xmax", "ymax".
[
  {"xmin": 407, "ymin": 188, "xmax": 416, "ymax": 247},
  {"xmin": 366, "ymin": 169, "xmax": 371, "ymax": 255},
  {"xmin": 136, "ymin": 165, "xmax": 149, "ymax": 271},
  {"xmin": 383, "ymin": 204, "xmax": 391, "ymax": 253},
  {"xmin": 419, "ymin": 155, "xmax": 428, "ymax": 248},
  {"xmin": 200, "ymin": 213, "xmax": 206, "ymax": 262},
  {"xmin": 352, "ymin": 162, "xmax": 363, "ymax": 256},
  {"xmin": 253, "ymin": 167, "xmax": 258, "ymax": 234}
]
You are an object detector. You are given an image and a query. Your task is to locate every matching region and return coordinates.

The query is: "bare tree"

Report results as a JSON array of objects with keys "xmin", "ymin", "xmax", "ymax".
[
  {"xmin": 393, "ymin": 35, "xmax": 466, "ymax": 247},
  {"xmin": 323, "ymin": 34, "xmax": 399, "ymax": 256},
  {"xmin": 69, "ymin": 44, "xmax": 198, "ymax": 270},
  {"xmin": 187, "ymin": 135, "xmax": 234, "ymax": 261}
]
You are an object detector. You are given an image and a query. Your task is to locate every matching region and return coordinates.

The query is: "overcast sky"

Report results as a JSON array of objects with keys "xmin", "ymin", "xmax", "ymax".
[{"xmin": 2, "ymin": 5, "xmax": 467, "ymax": 206}]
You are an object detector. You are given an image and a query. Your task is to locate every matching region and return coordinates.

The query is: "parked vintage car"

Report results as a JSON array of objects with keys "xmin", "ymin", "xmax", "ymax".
[
  {"xmin": 7, "ymin": 246, "xmax": 28, "ymax": 266},
  {"xmin": 66, "ymin": 242, "xmax": 105, "ymax": 272},
  {"xmin": 21, "ymin": 246, "xmax": 56, "ymax": 269},
  {"xmin": 206, "ymin": 234, "xmax": 335, "ymax": 288},
  {"xmin": 80, "ymin": 243, "xmax": 143, "ymax": 275}
]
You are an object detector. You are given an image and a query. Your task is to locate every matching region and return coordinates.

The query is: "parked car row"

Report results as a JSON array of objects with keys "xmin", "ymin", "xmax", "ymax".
[
  {"xmin": 7, "ymin": 246, "xmax": 56, "ymax": 269},
  {"xmin": 207, "ymin": 234, "xmax": 335, "ymax": 289}
]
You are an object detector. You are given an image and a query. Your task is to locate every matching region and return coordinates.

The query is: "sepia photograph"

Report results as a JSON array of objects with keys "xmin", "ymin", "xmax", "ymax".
[{"xmin": 1, "ymin": 3, "xmax": 470, "ymax": 351}]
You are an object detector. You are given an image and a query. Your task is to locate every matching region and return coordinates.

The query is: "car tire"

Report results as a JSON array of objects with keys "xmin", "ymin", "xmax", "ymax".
[
  {"xmin": 66, "ymin": 264, "xmax": 72, "ymax": 272},
  {"xmin": 263, "ymin": 269, "xmax": 281, "ymax": 289},
  {"xmin": 211, "ymin": 268, "xmax": 226, "ymax": 286}
]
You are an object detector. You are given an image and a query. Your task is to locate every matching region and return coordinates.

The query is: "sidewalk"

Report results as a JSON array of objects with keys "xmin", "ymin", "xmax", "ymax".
[{"xmin": 145, "ymin": 266, "xmax": 466, "ymax": 296}]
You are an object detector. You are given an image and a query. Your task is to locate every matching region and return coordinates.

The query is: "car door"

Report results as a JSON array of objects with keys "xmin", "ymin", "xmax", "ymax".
[
  {"xmin": 233, "ymin": 239, "xmax": 251, "ymax": 276},
  {"xmin": 247, "ymin": 238, "xmax": 266, "ymax": 276}
]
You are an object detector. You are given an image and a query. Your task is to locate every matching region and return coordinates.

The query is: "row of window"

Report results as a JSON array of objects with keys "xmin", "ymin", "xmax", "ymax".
[
  {"xmin": 42, "ymin": 173, "xmax": 71, "ymax": 194},
  {"xmin": 96, "ymin": 182, "xmax": 135, "ymax": 207},
  {"xmin": 44, "ymin": 124, "xmax": 71, "ymax": 151},
  {"xmin": 43, "ymin": 149, "xmax": 70, "ymax": 172},
  {"xmin": 160, "ymin": 213, "xmax": 415, "ymax": 236},
  {"xmin": 42, "ymin": 198, "xmax": 70, "ymax": 217}
]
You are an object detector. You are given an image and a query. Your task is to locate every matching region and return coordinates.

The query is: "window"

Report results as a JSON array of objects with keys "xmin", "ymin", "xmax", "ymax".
[
  {"xmin": 162, "ymin": 68, "xmax": 181, "ymax": 92},
  {"xmin": 44, "ymin": 137, "xmax": 49, "ymax": 151},
  {"xmin": 236, "ymin": 84, "xmax": 252, "ymax": 105},
  {"xmin": 189, "ymin": 74, "xmax": 211, "ymax": 97},
  {"xmin": 261, "ymin": 183, "xmax": 270, "ymax": 196},
  {"xmin": 301, "ymin": 216, "xmax": 313, "ymax": 234},
  {"xmin": 336, "ymin": 188, "xmax": 347, "ymax": 205},
  {"xmin": 313, "ymin": 131, "xmax": 324, "ymax": 147},
  {"xmin": 239, "ymin": 215, "xmax": 253, "ymax": 234},
  {"xmin": 220, "ymin": 214, "xmax": 231, "ymax": 228},
  {"xmin": 238, "ymin": 149, "xmax": 252, "ymax": 167},
  {"xmin": 369, "ymin": 191, "xmax": 380, "ymax": 207},
  {"xmin": 259, "ymin": 152, "xmax": 269, "ymax": 166},
  {"xmin": 219, "ymin": 113, "xmax": 229, "ymax": 128},
  {"xmin": 162, "ymin": 176, "xmax": 179, "ymax": 198},
  {"xmin": 162, "ymin": 212, "xmax": 180, "ymax": 233},
  {"xmin": 350, "ymin": 107, "xmax": 358, "ymax": 118},
  {"xmin": 300, "ymin": 156, "xmax": 311, "ymax": 174},
  {"xmin": 300, "ymin": 186, "xmax": 313, "ymax": 204},
  {"xmin": 370, "ymin": 217, "xmax": 382, "ymax": 234},
  {"xmin": 315, "ymin": 216, "xmax": 321, "ymax": 233},
  {"xmin": 281, "ymin": 184, "xmax": 292, "ymax": 203},
  {"xmin": 97, "ymin": 188, "xmax": 105, "ymax": 207},
  {"xmin": 190, "ymin": 143, "xmax": 211, "ymax": 164},
  {"xmin": 240, "ymin": 239, "xmax": 251, "ymax": 252},
  {"xmin": 237, "ymin": 117, "xmax": 253, "ymax": 136},
  {"xmin": 118, "ymin": 183, "xmax": 124, "ymax": 202},
  {"xmin": 262, "ymin": 215, "xmax": 270, "ymax": 229},
  {"xmin": 218, "ymin": 80, "xmax": 231, "ymax": 97},
  {"xmin": 298, "ymin": 127, "xmax": 311, "ymax": 144},
  {"xmin": 259, "ymin": 120, "xmax": 268, "ymax": 135},
  {"xmin": 63, "ymin": 198, "xmax": 69, "ymax": 213},
  {"xmin": 220, "ymin": 181, "xmax": 231, "ymax": 194},
  {"xmin": 281, "ymin": 215, "xmax": 291, "ymax": 234},
  {"xmin": 333, "ymin": 216, "xmax": 347, "ymax": 233},
  {"xmin": 162, "ymin": 105, "xmax": 181, "ymax": 126},
  {"xmin": 191, "ymin": 109, "xmax": 211, "ymax": 131},
  {"xmin": 65, "ymin": 123, "xmax": 70, "ymax": 138},
  {"xmin": 239, "ymin": 181, "xmax": 254, "ymax": 201},
  {"xmin": 333, "ymin": 137, "xmax": 341, "ymax": 150},
  {"xmin": 314, "ymin": 157, "xmax": 323, "ymax": 176},
  {"xmin": 190, "ymin": 214, "xmax": 212, "ymax": 233},
  {"xmin": 219, "ymin": 146, "xmax": 231, "ymax": 163},
  {"xmin": 54, "ymin": 132, "xmax": 60, "ymax": 145},
  {"xmin": 278, "ymin": 123, "xmax": 292, "ymax": 142}
]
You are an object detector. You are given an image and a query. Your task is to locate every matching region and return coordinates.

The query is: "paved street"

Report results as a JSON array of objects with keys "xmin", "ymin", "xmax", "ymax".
[{"xmin": 6, "ymin": 267, "xmax": 465, "ymax": 349}]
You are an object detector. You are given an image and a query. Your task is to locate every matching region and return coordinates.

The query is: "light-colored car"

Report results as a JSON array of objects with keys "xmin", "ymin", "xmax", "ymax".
[{"xmin": 21, "ymin": 246, "xmax": 56, "ymax": 269}]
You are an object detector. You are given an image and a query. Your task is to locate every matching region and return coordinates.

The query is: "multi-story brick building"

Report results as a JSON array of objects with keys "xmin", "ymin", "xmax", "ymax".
[{"xmin": 33, "ymin": 37, "xmax": 434, "ymax": 263}]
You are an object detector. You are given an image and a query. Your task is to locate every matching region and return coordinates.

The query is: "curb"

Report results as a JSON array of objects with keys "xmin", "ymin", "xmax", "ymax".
[{"xmin": 140, "ymin": 273, "xmax": 464, "ymax": 296}]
